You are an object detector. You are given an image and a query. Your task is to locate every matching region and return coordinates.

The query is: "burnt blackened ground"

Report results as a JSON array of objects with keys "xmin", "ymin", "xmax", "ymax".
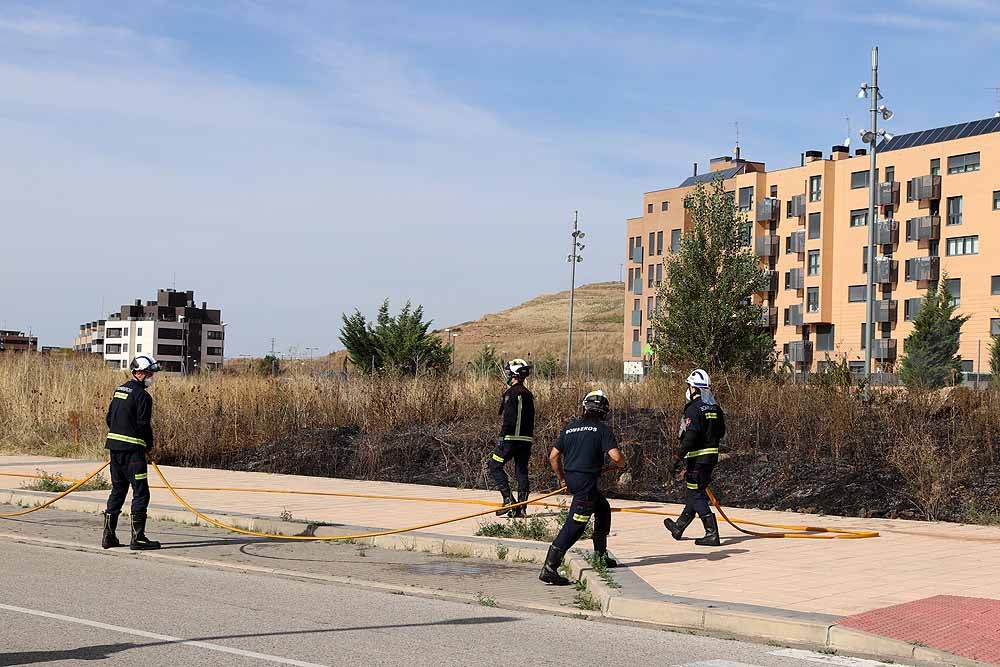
[{"xmin": 158, "ymin": 410, "xmax": 1000, "ymax": 524}]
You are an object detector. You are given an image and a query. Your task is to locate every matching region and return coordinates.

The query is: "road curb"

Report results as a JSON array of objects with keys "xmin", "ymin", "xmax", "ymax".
[{"xmin": 2, "ymin": 487, "xmax": 985, "ymax": 666}]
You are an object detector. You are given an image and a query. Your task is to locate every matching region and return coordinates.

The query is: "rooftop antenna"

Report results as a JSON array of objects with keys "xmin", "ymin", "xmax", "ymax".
[
  {"xmin": 843, "ymin": 115, "xmax": 852, "ymax": 148},
  {"xmin": 733, "ymin": 121, "xmax": 741, "ymax": 160},
  {"xmin": 172, "ymin": 272, "xmax": 176, "ymax": 291},
  {"xmin": 990, "ymin": 86, "xmax": 1000, "ymax": 117}
]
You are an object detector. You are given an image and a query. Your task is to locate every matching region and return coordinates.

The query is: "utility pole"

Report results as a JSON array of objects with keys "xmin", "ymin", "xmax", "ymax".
[
  {"xmin": 270, "ymin": 337, "xmax": 277, "ymax": 377},
  {"xmin": 566, "ymin": 211, "xmax": 585, "ymax": 379}
]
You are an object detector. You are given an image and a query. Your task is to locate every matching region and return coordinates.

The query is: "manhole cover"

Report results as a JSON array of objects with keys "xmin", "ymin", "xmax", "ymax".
[{"xmin": 409, "ymin": 562, "xmax": 485, "ymax": 576}]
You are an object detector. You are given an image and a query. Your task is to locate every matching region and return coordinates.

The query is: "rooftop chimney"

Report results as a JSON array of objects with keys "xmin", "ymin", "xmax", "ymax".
[
  {"xmin": 831, "ymin": 145, "xmax": 849, "ymax": 160},
  {"xmin": 804, "ymin": 150, "xmax": 823, "ymax": 163},
  {"xmin": 855, "ymin": 148, "xmax": 867, "ymax": 156},
  {"xmin": 693, "ymin": 162, "xmax": 698, "ymax": 177}
]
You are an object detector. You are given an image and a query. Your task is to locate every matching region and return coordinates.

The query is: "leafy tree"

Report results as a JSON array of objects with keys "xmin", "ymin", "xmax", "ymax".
[
  {"xmin": 899, "ymin": 278, "xmax": 968, "ymax": 389},
  {"xmin": 256, "ymin": 354, "xmax": 280, "ymax": 377},
  {"xmin": 533, "ymin": 352, "xmax": 559, "ymax": 380},
  {"xmin": 650, "ymin": 179, "xmax": 774, "ymax": 375},
  {"xmin": 990, "ymin": 330, "xmax": 1000, "ymax": 387},
  {"xmin": 467, "ymin": 345, "xmax": 501, "ymax": 379},
  {"xmin": 338, "ymin": 300, "xmax": 452, "ymax": 375}
]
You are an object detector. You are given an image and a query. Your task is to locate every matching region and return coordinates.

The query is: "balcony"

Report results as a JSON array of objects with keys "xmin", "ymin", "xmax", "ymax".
[
  {"xmin": 874, "ymin": 299, "xmax": 898, "ymax": 324},
  {"xmin": 906, "ymin": 216, "xmax": 941, "ymax": 241},
  {"xmin": 789, "ymin": 194, "xmax": 806, "ymax": 218},
  {"xmin": 755, "ymin": 235, "xmax": 779, "ymax": 258},
  {"xmin": 787, "ymin": 340, "xmax": 813, "ymax": 364},
  {"xmin": 755, "ymin": 197, "xmax": 780, "ymax": 222},
  {"xmin": 872, "ymin": 338, "xmax": 897, "ymax": 361},
  {"xmin": 631, "ymin": 341, "xmax": 642, "ymax": 358},
  {"xmin": 632, "ymin": 279, "xmax": 643, "ymax": 295},
  {"xmin": 787, "ymin": 267, "xmax": 804, "ymax": 290},
  {"xmin": 877, "ymin": 181, "xmax": 900, "ymax": 206},
  {"xmin": 788, "ymin": 304, "xmax": 804, "ymax": 327},
  {"xmin": 756, "ymin": 270, "xmax": 778, "ymax": 294},
  {"xmin": 631, "ymin": 310, "xmax": 642, "ymax": 327},
  {"xmin": 758, "ymin": 307, "xmax": 778, "ymax": 329},
  {"xmin": 909, "ymin": 174, "xmax": 942, "ymax": 201},
  {"xmin": 872, "ymin": 257, "xmax": 898, "ymax": 285},
  {"xmin": 875, "ymin": 219, "xmax": 899, "ymax": 245},
  {"xmin": 630, "ymin": 246, "xmax": 643, "ymax": 263},
  {"xmin": 908, "ymin": 256, "xmax": 940, "ymax": 282},
  {"xmin": 787, "ymin": 230, "xmax": 806, "ymax": 254}
]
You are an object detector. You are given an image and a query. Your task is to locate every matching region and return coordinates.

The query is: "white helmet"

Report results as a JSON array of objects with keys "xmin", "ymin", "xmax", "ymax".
[
  {"xmin": 504, "ymin": 358, "xmax": 532, "ymax": 382},
  {"xmin": 130, "ymin": 354, "xmax": 162, "ymax": 373},
  {"xmin": 685, "ymin": 368, "xmax": 710, "ymax": 388}
]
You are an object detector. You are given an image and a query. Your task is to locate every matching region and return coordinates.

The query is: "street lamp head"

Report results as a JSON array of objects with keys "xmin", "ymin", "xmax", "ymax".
[
  {"xmin": 858, "ymin": 83, "xmax": 868, "ymax": 99},
  {"xmin": 882, "ymin": 130, "xmax": 894, "ymax": 141},
  {"xmin": 879, "ymin": 105, "xmax": 893, "ymax": 121},
  {"xmin": 860, "ymin": 129, "xmax": 876, "ymax": 144}
]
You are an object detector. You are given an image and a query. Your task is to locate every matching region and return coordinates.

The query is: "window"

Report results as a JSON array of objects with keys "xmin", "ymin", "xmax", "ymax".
[
  {"xmin": 807, "ymin": 250, "xmax": 820, "ymax": 276},
  {"xmin": 647, "ymin": 296, "xmax": 654, "ymax": 317},
  {"xmin": 851, "ymin": 170, "xmax": 869, "ymax": 189},
  {"xmin": 947, "ymin": 152, "xmax": 980, "ymax": 174},
  {"xmin": 136, "ymin": 344, "xmax": 142, "ymax": 353},
  {"xmin": 656, "ymin": 230, "xmax": 664, "ymax": 255},
  {"xmin": 105, "ymin": 343, "xmax": 121, "ymax": 354},
  {"xmin": 860, "ymin": 322, "xmax": 870, "ymax": 350},
  {"xmin": 137, "ymin": 327, "xmax": 143, "ymax": 336},
  {"xmin": 809, "ymin": 175, "xmax": 822, "ymax": 202},
  {"xmin": 741, "ymin": 222, "xmax": 752, "ymax": 248},
  {"xmin": 807, "ymin": 287, "xmax": 819, "ymax": 313},
  {"xmin": 786, "ymin": 199, "xmax": 793, "ymax": 218},
  {"xmin": 648, "ymin": 264, "xmax": 654, "ymax": 288},
  {"xmin": 738, "ymin": 186, "xmax": 754, "ymax": 211},
  {"xmin": 961, "ymin": 360, "xmax": 974, "ymax": 374},
  {"xmin": 770, "ymin": 185, "xmax": 778, "ymax": 197},
  {"xmin": 992, "ymin": 318, "xmax": 1000, "ymax": 337},
  {"xmin": 105, "ymin": 328, "xmax": 122, "ymax": 339},
  {"xmin": 945, "ymin": 278, "xmax": 961, "ymax": 307},
  {"xmin": 661, "ymin": 201, "xmax": 669, "ymax": 212},
  {"xmin": 123, "ymin": 343, "xmax": 128, "ymax": 354},
  {"xmin": 946, "ymin": 235, "xmax": 979, "ymax": 256},
  {"xmin": 862, "ymin": 246, "xmax": 868, "ymax": 274},
  {"xmin": 646, "ymin": 329, "xmax": 654, "ymax": 343},
  {"xmin": 946, "ymin": 196, "xmax": 963, "ymax": 225},
  {"xmin": 849, "ymin": 361, "xmax": 866, "ymax": 376},
  {"xmin": 649, "ymin": 232, "xmax": 655, "ymax": 253},
  {"xmin": 647, "ymin": 202, "xmax": 653, "ymax": 214},
  {"xmin": 850, "ymin": 209, "xmax": 869, "ymax": 227},
  {"xmin": 670, "ymin": 229, "xmax": 681, "ymax": 253},
  {"xmin": 158, "ymin": 344, "xmax": 183, "ymax": 356},
  {"xmin": 885, "ymin": 166, "xmax": 894, "ymax": 183},
  {"xmin": 904, "ymin": 298, "xmax": 922, "ymax": 321},
  {"xmin": 783, "ymin": 308, "xmax": 790, "ymax": 325},
  {"xmin": 815, "ymin": 324, "xmax": 834, "ymax": 352},
  {"xmin": 628, "ymin": 268, "xmax": 634, "ymax": 286},
  {"xmin": 655, "ymin": 263, "xmax": 663, "ymax": 286},
  {"xmin": 930, "ymin": 158, "xmax": 940, "ymax": 176},
  {"xmin": 632, "ymin": 329, "xmax": 639, "ymax": 342},
  {"xmin": 208, "ymin": 346, "xmax": 224, "ymax": 356},
  {"xmin": 994, "ymin": 191, "xmax": 1000, "ymax": 211},
  {"xmin": 159, "ymin": 327, "xmax": 183, "ymax": 340},
  {"xmin": 808, "ymin": 212, "xmax": 821, "ymax": 239},
  {"xmin": 993, "ymin": 275, "xmax": 1000, "ymax": 295},
  {"xmin": 848, "ymin": 285, "xmax": 866, "ymax": 302},
  {"xmin": 784, "ymin": 271, "xmax": 792, "ymax": 290}
]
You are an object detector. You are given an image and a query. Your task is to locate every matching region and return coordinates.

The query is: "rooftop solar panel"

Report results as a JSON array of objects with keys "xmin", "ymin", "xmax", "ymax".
[
  {"xmin": 878, "ymin": 117, "xmax": 1000, "ymax": 152},
  {"xmin": 925, "ymin": 127, "xmax": 947, "ymax": 144},
  {"xmin": 939, "ymin": 124, "xmax": 961, "ymax": 142}
]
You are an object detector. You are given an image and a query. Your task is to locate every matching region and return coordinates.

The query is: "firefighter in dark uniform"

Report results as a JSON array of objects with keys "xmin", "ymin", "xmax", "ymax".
[
  {"xmin": 539, "ymin": 390, "xmax": 626, "ymax": 585},
  {"xmin": 102, "ymin": 354, "xmax": 162, "ymax": 551},
  {"xmin": 663, "ymin": 369, "xmax": 726, "ymax": 547},
  {"xmin": 489, "ymin": 359, "xmax": 534, "ymax": 518}
]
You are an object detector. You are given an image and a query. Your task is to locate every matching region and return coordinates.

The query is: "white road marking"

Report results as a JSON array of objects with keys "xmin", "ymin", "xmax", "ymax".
[
  {"xmin": 769, "ymin": 648, "xmax": 903, "ymax": 666},
  {"xmin": 0, "ymin": 602, "xmax": 331, "ymax": 667}
]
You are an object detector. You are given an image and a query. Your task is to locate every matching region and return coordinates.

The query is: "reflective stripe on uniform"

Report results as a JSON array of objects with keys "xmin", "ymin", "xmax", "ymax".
[
  {"xmin": 113, "ymin": 392, "xmax": 129, "ymax": 400},
  {"xmin": 134, "ymin": 473, "xmax": 148, "ymax": 480},
  {"xmin": 502, "ymin": 435, "xmax": 533, "ymax": 443},
  {"xmin": 686, "ymin": 482, "xmax": 699, "ymax": 489},
  {"xmin": 491, "ymin": 453, "xmax": 505, "ymax": 463},
  {"xmin": 107, "ymin": 433, "xmax": 146, "ymax": 447},
  {"xmin": 685, "ymin": 447, "xmax": 719, "ymax": 458},
  {"xmin": 705, "ymin": 413, "xmax": 718, "ymax": 419},
  {"xmin": 572, "ymin": 513, "xmax": 591, "ymax": 523}
]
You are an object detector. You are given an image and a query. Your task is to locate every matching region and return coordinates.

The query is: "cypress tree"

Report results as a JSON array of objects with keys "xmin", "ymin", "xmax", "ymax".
[{"xmin": 899, "ymin": 279, "xmax": 968, "ymax": 389}]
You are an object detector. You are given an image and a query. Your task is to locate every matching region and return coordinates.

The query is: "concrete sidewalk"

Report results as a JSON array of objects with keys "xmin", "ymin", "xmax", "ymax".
[{"xmin": 2, "ymin": 455, "xmax": 998, "ymax": 664}]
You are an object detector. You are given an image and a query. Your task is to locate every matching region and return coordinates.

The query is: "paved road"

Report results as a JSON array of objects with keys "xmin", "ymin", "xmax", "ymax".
[{"xmin": 0, "ymin": 507, "xmax": 899, "ymax": 667}]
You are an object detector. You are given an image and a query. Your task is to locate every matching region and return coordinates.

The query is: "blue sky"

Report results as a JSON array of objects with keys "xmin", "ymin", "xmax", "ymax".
[{"xmin": 2, "ymin": 0, "xmax": 999, "ymax": 356}]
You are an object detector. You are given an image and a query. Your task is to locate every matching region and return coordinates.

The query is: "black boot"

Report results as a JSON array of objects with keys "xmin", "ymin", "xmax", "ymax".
[
  {"xmin": 130, "ymin": 513, "xmax": 161, "ymax": 551},
  {"xmin": 102, "ymin": 512, "xmax": 121, "ymax": 549},
  {"xmin": 592, "ymin": 533, "xmax": 618, "ymax": 568},
  {"xmin": 695, "ymin": 513, "xmax": 721, "ymax": 547},
  {"xmin": 663, "ymin": 508, "xmax": 695, "ymax": 541},
  {"xmin": 538, "ymin": 545, "xmax": 570, "ymax": 585},
  {"xmin": 511, "ymin": 490, "xmax": 529, "ymax": 519},
  {"xmin": 496, "ymin": 492, "xmax": 514, "ymax": 517}
]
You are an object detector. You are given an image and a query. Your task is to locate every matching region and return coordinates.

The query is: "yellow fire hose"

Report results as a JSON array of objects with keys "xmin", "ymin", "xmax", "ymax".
[{"xmin": 0, "ymin": 465, "xmax": 878, "ymax": 539}]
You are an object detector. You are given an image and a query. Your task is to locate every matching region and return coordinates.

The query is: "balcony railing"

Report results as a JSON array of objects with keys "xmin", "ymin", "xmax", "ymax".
[
  {"xmin": 874, "ymin": 299, "xmax": 898, "ymax": 324},
  {"xmin": 909, "ymin": 174, "xmax": 942, "ymax": 201},
  {"xmin": 632, "ymin": 279, "xmax": 643, "ymax": 295},
  {"xmin": 875, "ymin": 219, "xmax": 899, "ymax": 245},
  {"xmin": 631, "ymin": 341, "xmax": 642, "ymax": 358},
  {"xmin": 877, "ymin": 181, "xmax": 900, "ymax": 206},
  {"xmin": 789, "ymin": 194, "xmax": 806, "ymax": 218},
  {"xmin": 787, "ymin": 267, "xmax": 804, "ymax": 290},
  {"xmin": 630, "ymin": 246, "xmax": 643, "ymax": 263},
  {"xmin": 788, "ymin": 230, "xmax": 806, "ymax": 254},
  {"xmin": 872, "ymin": 257, "xmax": 898, "ymax": 285},
  {"xmin": 755, "ymin": 197, "xmax": 780, "ymax": 222},
  {"xmin": 788, "ymin": 304, "xmax": 804, "ymax": 327},
  {"xmin": 908, "ymin": 256, "xmax": 940, "ymax": 282},
  {"xmin": 755, "ymin": 235, "xmax": 779, "ymax": 257},
  {"xmin": 631, "ymin": 310, "xmax": 642, "ymax": 327},
  {"xmin": 787, "ymin": 340, "xmax": 813, "ymax": 364},
  {"xmin": 906, "ymin": 216, "xmax": 941, "ymax": 241},
  {"xmin": 758, "ymin": 307, "xmax": 778, "ymax": 329},
  {"xmin": 755, "ymin": 270, "xmax": 778, "ymax": 294},
  {"xmin": 872, "ymin": 338, "xmax": 897, "ymax": 361}
]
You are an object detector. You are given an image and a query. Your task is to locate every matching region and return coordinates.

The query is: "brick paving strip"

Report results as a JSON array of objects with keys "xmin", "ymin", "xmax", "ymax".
[{"xmin": 2, "ymin": 455, "xmax": 998, "ymax": 665}]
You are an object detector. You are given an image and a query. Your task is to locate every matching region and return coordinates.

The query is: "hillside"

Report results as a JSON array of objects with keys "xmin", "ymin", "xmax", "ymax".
[{"xmin": 443, "ymin": 281, "xmax": 624, "ymax": 369}]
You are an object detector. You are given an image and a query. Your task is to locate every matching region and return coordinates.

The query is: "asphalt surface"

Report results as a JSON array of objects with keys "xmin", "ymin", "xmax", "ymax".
[{"xmin": 0, "ymin": 505, "xmax": 900, "ymax": 667}]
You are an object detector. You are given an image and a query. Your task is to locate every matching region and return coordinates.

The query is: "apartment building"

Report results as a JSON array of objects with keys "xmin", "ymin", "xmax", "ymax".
[
  {"xmin": 73, "ymin": 320, "xmax": 106, "ymax": 354},
  {"xmin": 79, "ymin": 289, "xmax": 225, "ymax": 373},
  {"xmin": 624, "ymin": 116, "xmax": 1000, "ymax": 381},
  {"xmin": 0, "ymin": 330, "xmax": 38, "ymax": 353}
]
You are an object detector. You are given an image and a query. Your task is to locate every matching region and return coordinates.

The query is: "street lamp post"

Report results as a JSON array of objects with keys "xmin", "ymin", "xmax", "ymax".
[
  {"xmin": 858, "ymin": 46, "xmax": 893, "ymax": 398},
  {"xmin": 566, "ymin": 211, "xmax": 585, "ymax": 379}
]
